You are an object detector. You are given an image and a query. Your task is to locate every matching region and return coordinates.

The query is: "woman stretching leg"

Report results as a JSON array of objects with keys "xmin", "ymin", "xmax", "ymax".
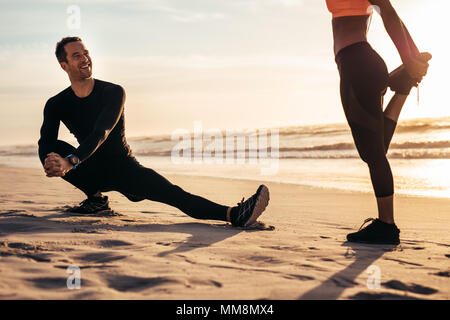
[{"xmin": 326, "ymin": 0, "xmax": 431, "ymax": 244}]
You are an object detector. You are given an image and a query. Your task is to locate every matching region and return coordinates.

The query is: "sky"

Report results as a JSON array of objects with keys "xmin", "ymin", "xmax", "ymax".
[{"xmin": 0, "ymin": 0, "xmax": 449, "ymax": 146}]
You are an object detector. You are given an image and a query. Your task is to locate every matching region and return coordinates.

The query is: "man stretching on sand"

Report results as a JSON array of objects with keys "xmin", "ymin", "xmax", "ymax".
[{"xmin": 38, "ymin": 36, "xmax": 269, "ymax": 227}]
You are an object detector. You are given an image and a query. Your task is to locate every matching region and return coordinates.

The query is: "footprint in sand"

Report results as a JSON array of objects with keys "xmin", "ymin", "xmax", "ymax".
[
  {"xmin": 0, "ymin": 242, "xmax": 53, "ymax": 262},
  {"xmin": 382, "ymin": 280, "xmax": 439, "ymax": 295},
  {"xmin": 298, "ymin": 263, "xmax": 328, "ymax": 272},
  {"xmin": 349, "ymin": 292, "xmax": 421, "ymax": 300},
  {"xmin": 76, "ymin": 252, "xmax": 128, "ymax": 264},
  {"xmin": 0, "ymin": 212, "xmax": 55, "ymax": 235},
  {"xmin": 6, "ymin": 242, "xmax": 37, "ymax": 250},
  {"xmin": 104, "ymin": 275, "xmax": 179, "ymax": 292},
  {"xmin": 259, "ymin": 245, "xmax": 304, "ymax": 252},
  {"xmin": 321, "ymin": 258, "xmax": 335, "ymax": 262},
  {"xmin": 71, "ymin": 228, "xmax": 100, "ymax": 234},
  {"xmin": 1, "ymin": 251, "xmax": 51, "ymax": 263},
  {"xmin": 97, "ymin": 240, "xmax": 133, "ymax": 248},
  {"xmin": 0, "ymin": 209, "xmax": 28, "ymax": 215},
  {"xmin": 283, "ymin": 274, "xmax": 315, "ymax": 281},
  {"xmin": 20, "ymin": 253, "xmax": 53, "ymax": 263},
  {"xmin": 433, "ymin": 271, "xmax": 449, "ymax": 278},
  {"xmin": 26, "ymin": 277, "xmax": 71, "ymax": 289},
  {"xmin": 156, "ymin": 242, "xmax": 171, "ymax": 247},
  {"xmin": 247, "ymin": 255, "xmax": 284, "ymax": 264},
  {"xmin": 186, "ymin": 279, "xmax": 223, "ymax": 288},
  {"xmin": 26, "ymin": 277, "xmax": 92, "ymax": 289}
]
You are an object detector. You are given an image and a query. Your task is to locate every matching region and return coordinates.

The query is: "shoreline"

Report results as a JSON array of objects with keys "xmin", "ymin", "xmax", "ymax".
[{"xmin": 1, "ymin": 162, "xmax": 450, "ymax": 201}]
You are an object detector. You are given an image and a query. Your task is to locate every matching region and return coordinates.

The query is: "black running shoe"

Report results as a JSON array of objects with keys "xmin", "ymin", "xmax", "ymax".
[
  {"xmin": 388, "ymin": 53, "xmax": 431, "ymax": 95},
  {"xmin": 347, "ymin": 218, "xmax": 400, "ymax": 245},
  {"xmin": 230, "ymin": 185, "xmax": 270, "ymax": 227},
  {"xmin": 68, "ymin": 196, "xmax": 111, "ymax": 214},
  {"xmin": 388, "ymin": 65, "xmax": 419, "ymax": 95}
]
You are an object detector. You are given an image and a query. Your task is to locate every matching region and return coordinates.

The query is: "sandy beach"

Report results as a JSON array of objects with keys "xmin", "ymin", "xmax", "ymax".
[{"xmin": 0, "ymin": 166, "xmax": 449, "ymax": 300}]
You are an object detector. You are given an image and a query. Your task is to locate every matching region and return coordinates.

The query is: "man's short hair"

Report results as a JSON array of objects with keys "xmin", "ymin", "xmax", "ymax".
[{"xmin": 55, "ymin": 36, "xmax": 82, "ymax": 63}]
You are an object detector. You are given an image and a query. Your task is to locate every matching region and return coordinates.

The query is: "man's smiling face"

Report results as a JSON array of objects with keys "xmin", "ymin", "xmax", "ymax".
[{"xmin": 60, "ymin": 41, "xmax": 92, "ymax": 80}]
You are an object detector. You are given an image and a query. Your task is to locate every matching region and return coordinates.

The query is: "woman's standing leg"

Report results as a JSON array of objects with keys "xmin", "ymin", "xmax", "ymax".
[{"xmin": 336, "ymin": 42, "xmax": 400, "ymax": 244}]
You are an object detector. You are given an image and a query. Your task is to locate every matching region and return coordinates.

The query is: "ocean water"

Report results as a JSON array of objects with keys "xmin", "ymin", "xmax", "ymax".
[{"xmin": 1, "ymin": 117, "xmax": 450, "ymax": 198}]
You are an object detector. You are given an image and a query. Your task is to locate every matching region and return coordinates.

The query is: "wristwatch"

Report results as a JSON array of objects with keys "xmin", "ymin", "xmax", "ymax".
[{"xmin": 66, "ymin": 154, "xmax": 80, "ymax": 170}]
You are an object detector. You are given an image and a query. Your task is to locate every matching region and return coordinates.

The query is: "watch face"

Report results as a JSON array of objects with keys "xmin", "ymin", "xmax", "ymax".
[{"xmin": 69, "ymin": 155, "xmax": 77, "ymax": 165}]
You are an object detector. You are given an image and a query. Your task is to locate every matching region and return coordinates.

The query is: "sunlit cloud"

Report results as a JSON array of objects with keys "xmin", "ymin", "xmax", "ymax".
[
  {"xmin": 150, "ymin": 5, "xmax": 226, "ymax": 23},
  {"xmin": 270, "ymin": 0, "xmax": 304, "ymax": 7},
  {"xmin": 99, "ymin": 53, "xmax": 330, "ymax": 70},
  {"xmin": 228, "ymin": 0, "xmax": 304, "ymax": 12}
]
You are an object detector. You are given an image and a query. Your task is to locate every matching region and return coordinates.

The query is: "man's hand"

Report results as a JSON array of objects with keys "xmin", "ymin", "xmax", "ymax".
[{"xmin": 44, "ymin": 152, "xmax": 73, "ymax": 177}]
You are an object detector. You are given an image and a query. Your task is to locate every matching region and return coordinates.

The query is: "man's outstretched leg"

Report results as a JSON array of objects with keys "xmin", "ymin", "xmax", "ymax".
[{"xmin": 112, "ymin": 158, "xmax": 270, "ymax": 227}]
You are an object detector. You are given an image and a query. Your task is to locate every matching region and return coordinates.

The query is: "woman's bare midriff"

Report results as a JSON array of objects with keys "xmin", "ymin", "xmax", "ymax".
[{"xmin": 332, "ymin": 15, "xmax": 371, "ymax": 56}]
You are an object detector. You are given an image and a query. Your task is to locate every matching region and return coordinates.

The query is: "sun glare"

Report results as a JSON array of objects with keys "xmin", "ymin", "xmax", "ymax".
[{"xmin": 376, "ymin": 0, "xmax": 450, "ymax": 122}]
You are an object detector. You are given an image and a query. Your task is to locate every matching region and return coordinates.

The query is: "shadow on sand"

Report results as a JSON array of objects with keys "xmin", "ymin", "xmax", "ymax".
[
  {"xmin": 0, "ymin": 208, "xmax": 272, "ymax": 257},
  {"xmin": 298, "ymin": 241, "xmax": 398, "ymax": 300}
]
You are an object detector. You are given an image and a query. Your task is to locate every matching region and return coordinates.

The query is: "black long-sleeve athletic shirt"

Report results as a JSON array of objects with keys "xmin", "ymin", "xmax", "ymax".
[{"xmin": 38, "ymin": 79, "xmax": 133, "ymax": 164}]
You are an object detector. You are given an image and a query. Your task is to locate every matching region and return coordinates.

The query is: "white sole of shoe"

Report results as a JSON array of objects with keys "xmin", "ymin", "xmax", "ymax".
[{"xmin": 244, "ymin": 185, "xmax": 270, "ymax": 227}]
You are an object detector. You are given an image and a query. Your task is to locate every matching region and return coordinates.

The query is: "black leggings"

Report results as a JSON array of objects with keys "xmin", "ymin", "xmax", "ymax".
[
  {"xmin": 335, "ymin": 41, "xmax": 396, "ymax": 198},
  {"xmin": 39, "ymin": 140, "xmax": 228, "ymax": 221}
]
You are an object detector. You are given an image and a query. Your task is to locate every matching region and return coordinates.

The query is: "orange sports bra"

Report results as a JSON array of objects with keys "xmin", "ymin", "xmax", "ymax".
[{"xmin": 326, "ymin": 0, "xmax": 373, "ymax": 18}]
